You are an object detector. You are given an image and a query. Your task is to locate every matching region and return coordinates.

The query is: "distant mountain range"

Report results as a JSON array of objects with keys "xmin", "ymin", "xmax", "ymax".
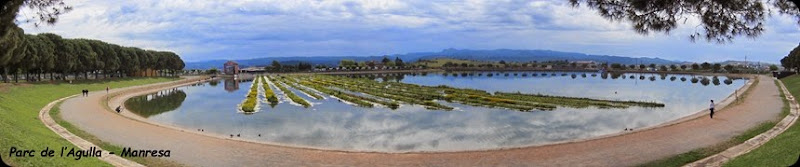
[{"xmin": 185, "ymin": 48, "xmax": 687, "ymax": 70}]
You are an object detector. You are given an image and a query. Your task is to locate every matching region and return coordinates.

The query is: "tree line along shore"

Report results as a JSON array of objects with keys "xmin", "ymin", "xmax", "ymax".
[{"xmin": 0, "ymin": 27, "xmax": 185, "ymax": 83}]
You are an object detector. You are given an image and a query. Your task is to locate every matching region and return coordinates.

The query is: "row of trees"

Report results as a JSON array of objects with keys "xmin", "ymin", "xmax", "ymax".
[
  {"xmin": 439, "ymin": 60, "xmax": 580, "ymax": 69},
  {"xmin": 780, "ymin": 44, "xmax": 800, "ymax": 73},
  {"xmin": 608, "ymin": 63, "xmax": 735, "ymax": 72},
  {"xmin": 0, "ymin": 27, "xmax": 185, "ymax": 82},
  {"xmin": 254, "ymin": 57, "xmax": 408, "ymax": 73},
  {"xmin": 338, "ymin": 57, "xmax": 405, "ymax": 68},
  {"xmin": 265, "ymin": 60, "xmax": 314, "ymax": 72}
]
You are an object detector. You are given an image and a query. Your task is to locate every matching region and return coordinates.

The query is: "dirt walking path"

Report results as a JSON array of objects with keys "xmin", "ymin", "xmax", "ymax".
[{"xmin": 56, "ymin": 75, "xmax": 782, "ymax": 167}]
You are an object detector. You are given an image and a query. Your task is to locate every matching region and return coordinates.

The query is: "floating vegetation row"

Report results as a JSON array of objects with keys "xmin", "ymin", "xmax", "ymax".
[
  {"xmin": 240, "ymin": 77, "xmax": 260, "ymax": 112},
  {"xmin": 493, "ymin": 92, "xmax": 665, "ymax": 108},
  {"xmin": 296, "ymin": 78, "xmax": 400, "ymax": 109},
  {"xmin": 310, "ymin": 76, "xmax": 541, "ymax": 111},
  {"xmin": 261, "ymin": 76, "xmax": 279, "ymax": 107},
  {"xmin": 294, "ymin": 74, "xmax": 665, "ymax": 112},
  {"xmin": 268, "ymin": 76, "xmax": 311, "ymax": 108},
  {"xmin": 307, "ymin": 76, "xmax": 534, "ymax": 111},
  {"xmin": 275, "ymin": 76, "xmax": 324, "ymax": 100},
  {"xmin": 294, "ymin": 79, "xmax": 375, "ymax": 108},
  {"xmin": 303, "ymin": 76, "xmax": 450, "ymax": 110},
  {"xmin": 314, "ymin": 76, "xmax": 554, "ymax": 111}
]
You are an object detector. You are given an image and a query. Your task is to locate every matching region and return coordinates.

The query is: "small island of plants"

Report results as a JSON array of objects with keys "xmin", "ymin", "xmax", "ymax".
[
  {"xmin": 240, "ymin": 77, "xmax": 261, "ymax": 112},
  {"xmin": 261, "ymin": 76, "xmax": 279, "ymax": 107}
]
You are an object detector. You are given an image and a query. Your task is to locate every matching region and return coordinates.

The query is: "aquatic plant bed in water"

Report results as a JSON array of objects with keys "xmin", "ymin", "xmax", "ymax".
[
  {"xmin": 268, "ymin": 76, "xmax": 312, "ymax": 108},
  {"xmin": 239, "ymin": 77, "xmax": 260, "ymax": 112},
  {"xmin": 261, "ymin": 76, "xmax": 279, "ymax": 107},
  {"xmin": 292, "ymin": 74, "xmax": 664, "ymax": 112}
]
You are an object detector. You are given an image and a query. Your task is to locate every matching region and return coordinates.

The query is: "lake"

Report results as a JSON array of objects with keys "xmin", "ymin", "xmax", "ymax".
[{"xmin": 125, "ymin": 72, "xmax": 746, "ymax": 152}]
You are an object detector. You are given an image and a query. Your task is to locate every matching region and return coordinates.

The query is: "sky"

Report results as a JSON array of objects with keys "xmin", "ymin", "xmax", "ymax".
[{"xmin": 16, "ymin": 0, "xmax": 800, "ymax": 63}]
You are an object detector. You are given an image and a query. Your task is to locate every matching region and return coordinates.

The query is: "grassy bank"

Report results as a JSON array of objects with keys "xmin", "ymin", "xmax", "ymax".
[
  {"xmin": 0, "ymin": 77, "xmax": 177, "ymax": 166},
  {"xmin": 637, "ymin": 77, "xmax": 784, "ymax": 167},
  {"xmin": 639, "ymin": 122, "xmax": 780, "ymax": 167},
  {"xmin": 723, "ymin": 75, "xmax": 800, "ymax": 166}
]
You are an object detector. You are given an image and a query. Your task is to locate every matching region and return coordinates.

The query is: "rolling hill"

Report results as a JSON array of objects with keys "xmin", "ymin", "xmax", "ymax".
[{"xmin": 184, "ymin": 48, "xmax": 683, "ymax": 69}]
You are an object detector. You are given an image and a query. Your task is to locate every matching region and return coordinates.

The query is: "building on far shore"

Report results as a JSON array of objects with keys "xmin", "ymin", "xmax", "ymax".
[
  {"xmin": 571, "ymin": 61, "xmax": 598, "ymax": 69},
  {"xmin": 241, "ymin": 66, "xmax": 266, "ymax": 73},
  {"xmin": 224, "ymin": 61, "xmax": 240, "ymax": 75}
]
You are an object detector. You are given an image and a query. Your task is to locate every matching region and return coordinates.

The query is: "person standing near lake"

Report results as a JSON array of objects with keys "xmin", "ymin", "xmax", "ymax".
[{"xmin": 709, "ymin": 100, "xmax": 715, "ymax": 119}]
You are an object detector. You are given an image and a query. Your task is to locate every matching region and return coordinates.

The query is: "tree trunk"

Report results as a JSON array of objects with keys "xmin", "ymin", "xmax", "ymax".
[{"xmin": 1, "ymin": 68, "xmax": 7, "ymax": 83}]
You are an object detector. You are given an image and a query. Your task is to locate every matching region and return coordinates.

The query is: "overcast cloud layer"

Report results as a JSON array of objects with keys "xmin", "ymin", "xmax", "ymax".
[{"xmin": 16, "ymin": 0, "xmax": 800, "ymax": 63}]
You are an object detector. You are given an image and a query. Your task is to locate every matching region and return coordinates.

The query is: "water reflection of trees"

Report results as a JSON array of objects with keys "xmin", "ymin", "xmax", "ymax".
[
  {"xmin": 125, "ymin": 89, "xmax": 187, "ymax": 118},
  {"xmin": 208, "ymin": 80, "xmax": 219, "ymax": 87},
  {"xmin": 338, "ymin": 72, "xmax": 740, "ymax": 86}
]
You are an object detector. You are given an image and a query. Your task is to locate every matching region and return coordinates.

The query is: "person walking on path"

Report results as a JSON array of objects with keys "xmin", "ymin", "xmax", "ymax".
[
  {"xmin": 709, "ymin": 100, "xmax": 715, "ymax": 119},
  {"xmin": 106, "ymin": 86, "xmax": 109, "ymax": 93}
]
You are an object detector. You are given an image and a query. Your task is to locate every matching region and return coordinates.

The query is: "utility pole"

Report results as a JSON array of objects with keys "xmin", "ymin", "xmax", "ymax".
[{"xmin": 744, "ymin": 55, "xmax": 748, "ymax": 69}]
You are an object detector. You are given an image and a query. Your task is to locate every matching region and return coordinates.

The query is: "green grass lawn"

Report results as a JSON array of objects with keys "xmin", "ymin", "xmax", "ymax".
[
  {"xmin": 0, "ymin": 77, "xmax": 177, "ymax": 166},
  {"xmin": 723, "ymin": 75, "xmax": 800, "ymax": 166}
]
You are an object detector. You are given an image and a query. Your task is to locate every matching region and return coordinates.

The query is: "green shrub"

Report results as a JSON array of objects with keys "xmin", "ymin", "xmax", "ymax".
[
  {"xmin": 240, "ymin": 77, "xmax": 260, "ymax": 112},
  {"xmin": 262, "ymin": 76, "xmax": 279, "ymax": 107}
]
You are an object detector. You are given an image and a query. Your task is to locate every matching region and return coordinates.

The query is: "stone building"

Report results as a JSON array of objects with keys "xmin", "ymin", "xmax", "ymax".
[{"xmin": 224, "ymin": 61, "xmax": 239, "ymax": 75}]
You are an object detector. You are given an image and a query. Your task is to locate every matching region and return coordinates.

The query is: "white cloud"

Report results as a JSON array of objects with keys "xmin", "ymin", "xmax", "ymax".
[{"xmin": 15, "ymin": 0, "xmax": 799, "ymax": 63}]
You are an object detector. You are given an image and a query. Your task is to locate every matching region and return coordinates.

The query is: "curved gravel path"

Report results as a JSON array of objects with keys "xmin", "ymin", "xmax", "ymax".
[{"xmin": 56, "ymin": 75, "xmax": 782, "ymax": 167}]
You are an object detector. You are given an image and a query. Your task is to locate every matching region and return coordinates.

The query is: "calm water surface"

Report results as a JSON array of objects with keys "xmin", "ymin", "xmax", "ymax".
[{"xmin": 125, "ymin": 72, "xmax": 746, "ymax": 152}]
